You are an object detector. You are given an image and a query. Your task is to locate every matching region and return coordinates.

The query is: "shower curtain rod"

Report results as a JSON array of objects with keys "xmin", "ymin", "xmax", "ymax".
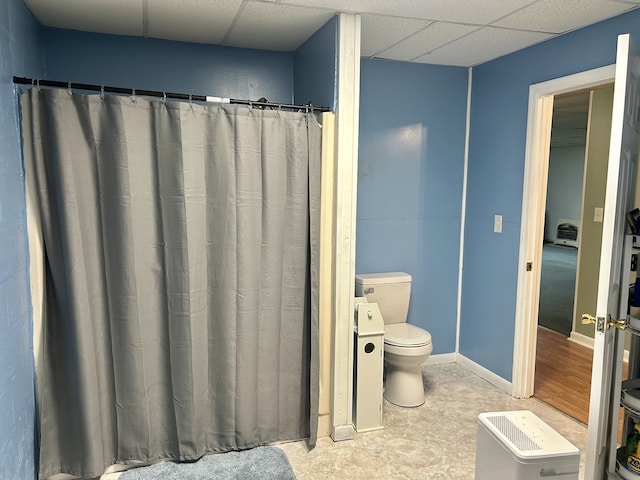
[{"xmin": 12, "ymin": 76, "xmax": 331, "ymax": 112}]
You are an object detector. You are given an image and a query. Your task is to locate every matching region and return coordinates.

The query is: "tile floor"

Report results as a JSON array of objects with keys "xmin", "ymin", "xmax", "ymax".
[{"xmin": 279, "ymin": 363, "xmax": 588, "ymax": 479}]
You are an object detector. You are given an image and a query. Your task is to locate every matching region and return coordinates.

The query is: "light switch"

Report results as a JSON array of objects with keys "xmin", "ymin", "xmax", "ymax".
[
  {"xmin": 594, "ymin": 207, "xmax": 603, "ymax": 223},
  {"xmin": 494, "ymin": 214, "xmax": 503, "ymax": 233}
]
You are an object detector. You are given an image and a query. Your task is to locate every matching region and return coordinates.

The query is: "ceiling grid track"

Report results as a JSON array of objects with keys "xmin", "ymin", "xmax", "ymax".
[
  {"xmin": 222, "ymin": 0, "xmax": 249, "ymax": 46},
  {"xmin": 142, "ymin": 0, "xmax": 149, "ymax": 38}
]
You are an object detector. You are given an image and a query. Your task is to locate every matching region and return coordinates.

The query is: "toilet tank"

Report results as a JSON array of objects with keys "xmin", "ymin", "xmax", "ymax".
[{"xmin": 355, "ymin": 272, "xmax": 411, "ymax": 325}]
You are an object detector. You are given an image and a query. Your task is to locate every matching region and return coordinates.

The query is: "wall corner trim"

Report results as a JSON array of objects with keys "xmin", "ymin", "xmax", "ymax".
[{"xmin": 330, "ymin": 11, "xmax": 361, "ymax": 440}]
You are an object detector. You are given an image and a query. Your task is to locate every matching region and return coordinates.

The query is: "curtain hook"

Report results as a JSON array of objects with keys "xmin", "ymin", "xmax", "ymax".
[
  {"xmin": 100, "ymin": 85, "xmax": 105, "ymax": 100},
  {"xmin": 67, "ymin": 82, "xmax": 72, "ymax": 96},
  {"xmin": 163, "ymin": 91, "xmax": 166, "ymax": 103},
  {"xmin": 189, "ymin": 94, "xmax": 192, "ymax": 105}
]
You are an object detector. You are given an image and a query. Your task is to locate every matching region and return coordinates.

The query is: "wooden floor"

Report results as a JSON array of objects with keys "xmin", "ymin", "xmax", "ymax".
[
  {"xmin": 534, "ymin": 326, "xmax": 628, "ymax": 439},
  {"xmin": 534, "ymin": 327, "xmax": 593, "ymax": 424}
]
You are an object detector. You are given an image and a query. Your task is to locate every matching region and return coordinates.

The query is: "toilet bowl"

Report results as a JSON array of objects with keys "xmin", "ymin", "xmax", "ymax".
[
  {"xmin": 384, "ymin": 323, "xmax": 432, "ymax": 407},
  {"xmin": 355, "ymin": 272, "xmax": 433, "ymax": 408}
]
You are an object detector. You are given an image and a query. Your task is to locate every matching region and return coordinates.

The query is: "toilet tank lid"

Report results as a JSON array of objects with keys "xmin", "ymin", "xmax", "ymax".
[{"xmin": 355, "ymin": 272, "xmax": 411, "ymax": 285}]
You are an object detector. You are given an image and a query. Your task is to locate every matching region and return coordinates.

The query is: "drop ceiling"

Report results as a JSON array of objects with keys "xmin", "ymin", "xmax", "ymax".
[{"xmin": 22, "ymin": 0, "xmax": 640, "ymax": 67}]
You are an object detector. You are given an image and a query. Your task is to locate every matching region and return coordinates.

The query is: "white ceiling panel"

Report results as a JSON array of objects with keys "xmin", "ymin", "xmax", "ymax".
[
  {"xmin": 146, "ymin": 0, "xmax": 243, "ymax": 45},
  {"xmin": 282, "ymin": 0, "xmax": 538, "ymax": 25},
  {"xmin": 493, "ymin": 0, "xmax": 634, "ymax": 34},
  {"xmin": 360, "ymin": 14, "xmax": 431, "ymax": 57},
  {"xmin": 413, "ymin": 27, "xmax": 552, "ymax": 67},
  {"xmin": 21, "ymin": 0, "xmax": 640, "ymax": 67},
  {"xmin": 225, "ymin": 2, "xmax": 334, "ymax": 51},
  {"xmin": 24, "ymin": 0, "xmax": 143, "ymax": 37},
  {"xmin": 375, "ymin": 22, "xmax": 479, "ymax": 62}
]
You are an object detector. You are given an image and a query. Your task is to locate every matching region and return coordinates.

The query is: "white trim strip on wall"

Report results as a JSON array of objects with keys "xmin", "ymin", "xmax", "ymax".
[{"xmin": 455, "ymin": 67, "xmax": 473, "ymax": 355}]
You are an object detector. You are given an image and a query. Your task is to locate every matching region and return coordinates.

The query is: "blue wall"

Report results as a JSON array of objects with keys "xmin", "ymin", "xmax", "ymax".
[
  {"xmin": 460, "ymin": 9, "xmax": 640, "ymax": 380},
  {"xmin": 357, "ymin": 59, "xmax": 468, "ymax": 353},
  {"xmin": 0, "ymin": 0, "xmax": 43, "ymax": 478},
  {"xmin": 294, "ymin": 16, "xmax": 338, "ymax": 110},
  {"xmin": 42, "ymin": 28, "xmax": 295, "ymax": 103}
]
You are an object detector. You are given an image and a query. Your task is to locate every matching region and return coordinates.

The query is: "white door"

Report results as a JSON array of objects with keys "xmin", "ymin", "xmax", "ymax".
[{"xmin": 585, "ymin": 33, "xmax": 640, "ymax": 480}]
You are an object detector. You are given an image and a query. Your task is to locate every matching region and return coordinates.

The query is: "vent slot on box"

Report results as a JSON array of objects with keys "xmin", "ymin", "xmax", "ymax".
[{"xmin": 486, "ymin": 415, "xmax": 542, "ymax": 452}]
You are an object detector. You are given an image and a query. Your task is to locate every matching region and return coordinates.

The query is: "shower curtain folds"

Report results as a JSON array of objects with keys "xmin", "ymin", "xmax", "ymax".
[{"xmin": 21, "ymin": 87, "xmax": 320, "ymax": 479}]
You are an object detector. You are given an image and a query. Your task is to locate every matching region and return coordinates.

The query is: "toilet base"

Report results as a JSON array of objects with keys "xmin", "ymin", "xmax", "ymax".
[{"xmin": 383, "ymin": 364, "xmax": 425, "ymax": 407}]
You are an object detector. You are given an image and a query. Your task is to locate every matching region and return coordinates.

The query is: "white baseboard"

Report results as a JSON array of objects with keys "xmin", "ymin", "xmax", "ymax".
[
  {"xmin": 568, "ymin": 331, "xmax": 594, "ymax": 349},
  {"xmin": 424, "ymin": 353, "xmax": 457, "ymax": 365},
  {"xmin": 331, "ymin": 424, "xmax": 355, "ymax": 442},
  {"xmin": 456, "ymin": 353, "xmax": 513, "ymax": 395}
]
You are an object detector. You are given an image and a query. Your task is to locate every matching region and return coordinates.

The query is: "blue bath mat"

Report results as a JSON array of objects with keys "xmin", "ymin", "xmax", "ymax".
[{"xmin": 118, "ymin": 446, "xmax": 296, "ymax": 480}]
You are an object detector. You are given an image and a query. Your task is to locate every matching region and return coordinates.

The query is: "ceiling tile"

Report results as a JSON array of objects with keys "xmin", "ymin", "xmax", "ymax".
[
  {"xmin": 413, "ymin": 26, "xmax": 552, "ymax": 67},
  {"xmin": 146, "ymin": 0, "xmax": 243, "ymax": 45},
  {"xmin": 360, "ymin": 14, "xmax": 431, "ymax": 57},
  {"xmin": 22, "ymin": 0, "xmax": 640, "ymax": 68},
  {"xmin": 493, "ymin": 0, "xmax": 635, "ymax": 34},
  {"xmin": 375, "ymin": 22, "xmax": 478, "ymax": 62},
  {"xmin": 24, "ymin": 0, "xmax": 142, "ymax": 36},
  {"xmin": 225, "ymin": 2, "xmax": 335, "ymax": 51},
  {"xmin": 282, "ymin": 0, "xmax": 537, "ymax": 24}
]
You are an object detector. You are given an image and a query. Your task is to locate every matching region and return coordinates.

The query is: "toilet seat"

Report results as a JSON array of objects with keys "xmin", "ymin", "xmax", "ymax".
[{"xmin": 384, "ymin": 323, "xmax": 432, "ymax": 347}]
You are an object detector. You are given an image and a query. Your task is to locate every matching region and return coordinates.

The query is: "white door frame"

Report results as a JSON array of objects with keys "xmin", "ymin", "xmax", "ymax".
[{"xmin": 512, "ymin": 65, "xmax": 616, "ymax": 398}]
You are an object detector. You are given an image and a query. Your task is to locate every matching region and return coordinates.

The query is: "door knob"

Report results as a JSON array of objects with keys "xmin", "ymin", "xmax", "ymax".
[
  {"xmin": 581, "ymin": 313, "xmax": 603, "ymax": 331},
  {"xmin": 608, "ymin": 315, "xmax": 627, "ymax": 331},
  {"xmin": 581, "ymin": 313, "xmax": 626, "ymax": 331}
]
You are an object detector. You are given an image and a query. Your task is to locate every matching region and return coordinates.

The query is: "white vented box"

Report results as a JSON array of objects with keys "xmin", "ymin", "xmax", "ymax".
[{"xmin": 475, "ymin": 411, "xmax": 579, "ymax": 480}]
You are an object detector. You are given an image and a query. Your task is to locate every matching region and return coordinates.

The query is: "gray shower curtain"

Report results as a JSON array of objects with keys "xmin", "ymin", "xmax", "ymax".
[{"xmin": 21, "ymin": 88, "xmax": 320, "ymax": 479}]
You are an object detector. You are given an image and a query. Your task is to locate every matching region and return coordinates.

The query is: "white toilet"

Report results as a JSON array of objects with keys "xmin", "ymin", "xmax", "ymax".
[{"xmin": 355, "ymin": 272, "xmax": 433, "ymax": 407}]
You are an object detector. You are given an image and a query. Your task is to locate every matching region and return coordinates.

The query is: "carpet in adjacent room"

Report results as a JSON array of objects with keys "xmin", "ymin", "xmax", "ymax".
[{"xmin": 538, "ymin": 243, "xmax": 577, "ymax": 336}]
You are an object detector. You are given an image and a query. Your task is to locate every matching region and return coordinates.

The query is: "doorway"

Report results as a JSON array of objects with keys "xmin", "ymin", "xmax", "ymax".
[
  {"xmin": 533, "ymin": 86, "xmax": 615, "ymax": 424},
  {"xmin": 512, "ymin": 65, "xmax": 616, "ymax": 400},
  {"xmin": 538, "ymin": 89, "xmax": 590, "ymax": 338}
]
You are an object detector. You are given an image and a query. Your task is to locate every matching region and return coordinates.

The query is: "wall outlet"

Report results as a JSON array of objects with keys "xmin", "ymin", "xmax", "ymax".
[
  {"xmin": 494, "ymin": 214, "xmax": 503, "ymax": 233},
  {"xmin": 594, "ymin": 207, "xmax": 603, "ymax": 223}
]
